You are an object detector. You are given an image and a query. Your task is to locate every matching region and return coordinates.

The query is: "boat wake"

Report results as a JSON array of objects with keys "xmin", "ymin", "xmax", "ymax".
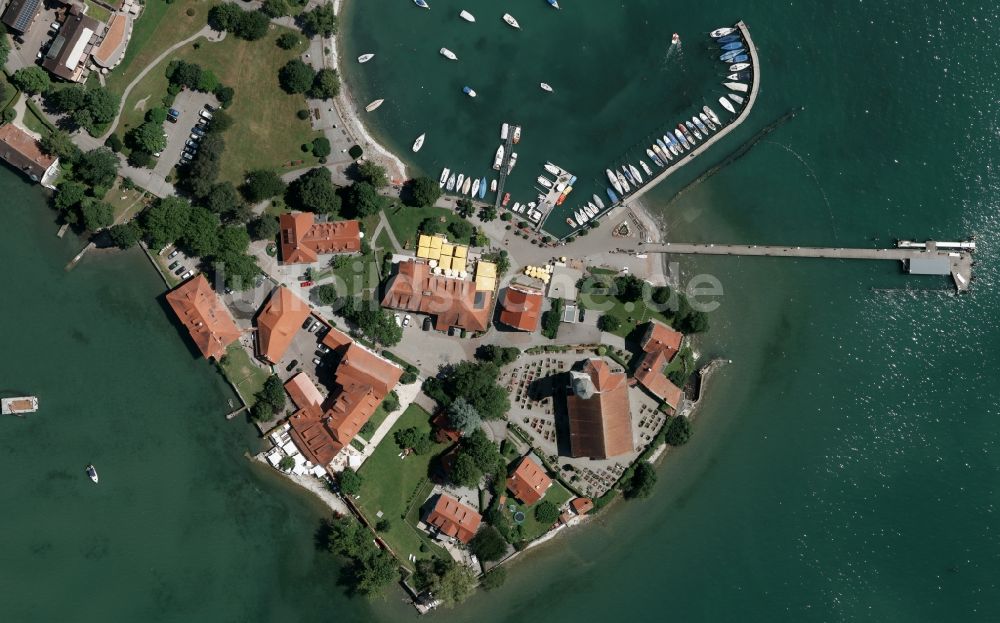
[{"xmin": 763, "ymin": 140, "xmax": 837, "ymax": 240}]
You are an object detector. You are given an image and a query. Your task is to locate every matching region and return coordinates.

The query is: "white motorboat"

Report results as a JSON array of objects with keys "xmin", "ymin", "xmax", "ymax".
[
  {"xmin": 461, "ymin": 176, "xmax": 472, "ymax": 195},
  {"xmin": 729, "ymin": 62, "xmax": 751, "ymax": 72},
  {"xmin": 584, "ymin": 203, "xmax": 596, "ymax": 218},
  {"xmin": 471, "ymin": 178, "xmax": 480, "ymax": 197},
  {"xmin": 365, "ymin": 99, "xmax": 384, "ymax": 112},
  {"xmin": 640, "ymin": 160, "xmax": 653, "ymax": 176},
  {"xmin": 540, "ymin": 82, "xmax": 553, "ymax": 92},
  {"xmin": 704, "ymin": 105, "xmax": 721, "ymax": 125},
  {"xmin": 719, "ymin": 96, "xmax": 736, "ymax": 114},
  {"xmin": 724, "ymin": 81, "xmax": 749, "ymax": 93},
  {"xmin": 446, "ymin": 173, "xmax": 456, "ymax": 191},
  {"xmin": 537, "ymin": 176, "xmax": 553, "ymax": 188},
  {"xmin": 86, "ymin": 464, "xmax": 99, "ymax": 484},
  {"xmin": 617, "ymin": 171, "xmax": 631, "ymax": 193},
  {"xmin": 412, "ymin": 133, "xmax": 425, "ymax": 152},
  {"xmin": 606, "ymin": 169, "xmax": 623, "ymax": 195},
  {"xmin": 439, "ymin": 168, "xmax": 450, "ymax": 187},
  {"xmin": 629, "ymin": 164, "xmax": 643, "ymax": 184},
  {"xmin": 507, "ymin": 152, "xmax": 518, "ymax": 173},
  {"xmin": 544, "ymin": 162, "xmax": 560, "ymax": 175},
  {"xmin": 512, "ymin": 202, "xmax": 522, "ymax": 213},
  {"xmin": 710, "ymin": 27, "xmax": 735, "ymax": 38},
  {"xmin": 414, "ymin": 0, "xmax": 429, "ymax": 8},
  {"xmin": 699, "ymin": 112, "xmax": 717, "ymax": 131},
  {"xmin": 1, "ymin": 395, "xmax": 37, "ymax": 415},
  {"xmin": 490, "ymin": 179, "xmax": 497, "ymax": 192},
  {"xmin": 459, "ymin": 9, "xmax": 475, "ymax": 22},
  {"xmin": 440, "ymin": 48, "xmax": 458, "ymax": 60},
  {"xmin": 593, "ymin": 194, "xmax": 605, "ymax": 209},
  {"xmin": 358, "ymin": 53, "xmax": 374, "ymax": 63},
  {"xmin": 567, "ymin": 215, "xmax": 577, "ymax": 227},
  {"xmin": 503, "ymin": 13, "xmax": 520, "ymax": 29},
  {"xmin": 463, "ymin": 86, "xmax": 476, "ymax": 97},
  {"xmin": 728, "ymin": 93, "xmax": 746, "ymax": 105},
  {"xmin": 575, "ymin": 209, "xmax": 588, "ymax": 224},
  {"xmin": 512, "ymin": 126, "xmax": 521, "ymax": 144},
  {"xmin": 456, "ymin": 173, "xmax": 465, "ymax": 192},
  {"xmin": 493, "ymin": 145, "xmax": 505, "ymax": 170},
  {"xmin": 501, "ymin": 123, "xmax": 509, "ymax": 140}
]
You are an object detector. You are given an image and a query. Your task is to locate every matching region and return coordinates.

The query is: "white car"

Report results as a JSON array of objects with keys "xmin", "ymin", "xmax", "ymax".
[
  {"xmin": 180, "ymin": 270, "xmax": 193, "ymax": 280},
  {"xmin": 403, "ymin": 314, "xmax": 411, "ymax": 327},
  {"xmin": 312, "ymin": 358, "xmax": 321, "ymax": 366},
  {"xmin": 199, "ymin": 109, "xmax": 213, "ymax": 120}
]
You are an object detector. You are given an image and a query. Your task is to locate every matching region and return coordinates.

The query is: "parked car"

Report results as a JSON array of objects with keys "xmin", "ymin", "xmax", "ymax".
[
  {"xmin": 168, "ymin": 261, "xmax": 179, "ymax": 270},
  {"xmin": 185, "ymin": 139, "xmax": 199, "ymax": 149},
  {"xmin": 285, "ymin": 359, "xmax": 298, "ymax": 372},
  {"xmin": 312, "ymin": 358, "xmax": 322, "ymax": 366},
  {"xmin": 422, "ymin": 317, "xmax": 432, "ymax": 331},
  {"xmin": 302, "ymin": 316, "xmax": 315, "ymax": 330},
  {"xmin": 315, "ymin": 350, "xmax": 327, "ymax": 358},
  {"xmin": 189, "ymin": 133, "xmax": 202, "ymax": 141},
  {"xmin": 317, "ymin": 345, "xmax": 330, "ymax": 355},
  {"xmin": 50, "ymin": 21, "xmax": 60, "ymax": 31},
  {"xmin": 300, "ymin": 280, "xmax": 313, "ymax": 287},
  {"xmin": 204, "ymin": 103, "xmax": 216, "ymax": 112},
  {"xmin": 308, "ymin": 322, "xmax": 320, "ymax": 333},
  {"xmin": 180, "ymin": 271, "xmax": 193, "ymax": 280},
  {"xmin": 199, "ymin": 109, "xmax": 213, "ymax": 120},
  {"xmin": 168, "ymin": 108, "xmax": 180, "ymax": 118},
  {"xmin": 168, "ymin": 249, "xmax": 180, "ymax": 259},
  {"xmin": 191, "ymin": 127, "xmax": 205, "ymax": 137},
  {"xmin": 403, "ymin": 314, "xmax": 411, "ymax": 327},
  {"xmin": 174, "ymin": 265, "xmax": 186, "ymax": 276}
]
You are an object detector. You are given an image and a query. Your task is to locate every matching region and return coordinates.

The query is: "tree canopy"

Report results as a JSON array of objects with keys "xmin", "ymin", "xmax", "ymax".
[
  {"xmin": 393, "ymin": 426, "xmax": 433, "ymax": 455},
  {"xmin": 242, "ymin": 169, "xmax": 287, "ymax": 203},
  {"xmin": 206, "ymin": 182, "xmax": 249, "ymax": 223},
  {"xmin": 309, "ymin": 68, "xmax": 341, "ymax": 99},
  {"xmin": 474, "ymin": 344, "xmax": 520, "ymax": 367},
  {"xmin": 338, "ymin": 297, "xmax": 402, "ymax": 346},
  {"xmin": 74, "ymin": 148, "xmax": 119, "ymax": 190},
  {"xmin": 338, "ymin": 467, "xmax": 362, "ymax": 495},
  {"xmin": 665, "ymin": 416, "xmax": 692, "ymax": 446},
  {"xmin": 446, "ymin": 397, "xmax": 481, "ymax": 435},
  {"xmin": 424, "ymin": 361, "xmax": 509, "ymax": 421},
  {"xmin": 128, "ymin": 121, "xmax": 167, "ymax": 154},
  {"xmin": 80, "ymin": 200, "xmax": 113, "ymax": 231},
  {"xmin": 108, "ymin": 221, "xmax": 143, "ymax": 249},
  {"xmin": 356, "ymin": 161, "xmax": 388, "ymax": 188},
  {"xmin": 404, "ymin": 176, "xmax": 442, "ymax": 207},
  {"xmin": 597, "ymin": 314, "xmax": 622, "ymax": 332},
  {"xmin": 11, "ymin": 66, "xmax": 50, "ymax": 94},
  {"xmin": 40, "ymin": 129, "xmax": 80, "ymax": 160},
  {"xmin": 534, "ymin": 500, "xmax": 559, "ymax": 524},
  {"xmin": 469, "ymin": 526, "xmax": 507, "ymax": 562},
  {"xmin": 248, "ymin": 214, "xmax": 280, "ymax": 240},
  {"xmin": 447, "ymin": 219, "xmax": 473, "ymax": 242},
  {"xmin": 278, "ymin": 59, "xmax": 316, "ymax": 94},
  {"xmin": 178, "ymin": 206, "xmax": 221, "ymax": 257},
  {"xmin": 288, "ymin": 167, "xmax": 340, "ymax": 214},
  {"xmin": 623, "ymin": 461, "xmax": 657, "ymax": 499},
  {"xmin": 324, "ymin": 516, "xmax": 398, "ymax": 597},
  {"xmin": 141, "ymin": 197, "xmax": 192, "ymax": 250},
  {"xmin": 300, "ymin": 3, "xmax": 338, "ymax": 37},
  {"xmin": 343, "ymin": 181, "xmax": 386, "ymax": 218}
]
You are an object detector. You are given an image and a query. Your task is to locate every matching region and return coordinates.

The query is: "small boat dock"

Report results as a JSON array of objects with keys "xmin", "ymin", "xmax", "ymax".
[
  {"xmin": 533, "ymin": 164, "xmax": 576, "ymax": 230},
  {"xmin": 2, "ymin": 396, "xmax": 38, "ymax": 416},
  {"xmin": 492, "ymin": 125, "xmax": 517, "ymax": 211}
]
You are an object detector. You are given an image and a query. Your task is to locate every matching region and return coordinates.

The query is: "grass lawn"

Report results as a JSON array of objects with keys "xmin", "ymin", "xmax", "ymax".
[
  {"xmin": 503, "ymin": 480, "xmax": 574, "ymax": 543},
  {"xmin": 384, "ymin": 205, "xmax": 467, "ymax": 251},
  {"xmin": 106, "ymin": 177, "xmax": 152, "ymax": 224},
  {"xmin": 357, "ymin": 404, "xmax": 448, "ymax": 569},
  {"xmin": 115, "ymin": 25, "xmax": 322, "ymax": 185},
  {"xmin": 359, "ymin": 404, "xmax": 390, "ymax": 441},
  {"xmin": 104, "ymin": 0, "xmax": 211, "ymax": 96},
  {"xmin": 219, "ymin": 342, "xmax": 269, "ymax": 406},
  {"xmin": 22, "ymin": 100, "xmax": 54, "ymax": 136},
  {"xmin": 586, "ymin": 293, "xmax": 675, "ymax": 339},
  {"xmin": 84, "ymin": 0, "xmax": 112, "ymax": 23},
  {"xmin": 315, "ymin": 250, "xmax": 380, "ymax": 298}
]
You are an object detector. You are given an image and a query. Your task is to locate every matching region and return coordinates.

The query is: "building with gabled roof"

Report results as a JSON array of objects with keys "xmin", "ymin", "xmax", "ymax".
[
  {"xmin": 42, "ymin": 6, "xmax": 100, "ymax": 83},
  {"xmin": 255, "ymin": 286, "xmax": 311, "ymax": 364},
  {"xmin": 506, "ymin": 456, "xmax": 553, "ymax": 505},
  {"xmin": 565, "ymin": 358, "xmax": 633, "ymax": 459},
  {"xmin": 165, "ymin": 275, "xmax": 241, "ymax": 360},
  {"xmin": 0, "ymin": 124, "xmax": 59, "ymax": 185},
  {"xmin": 2, "ymin": 0, "xmax": 41, "ymax": 34},
  {"xmin": 634, "ymin": 320, "xmax": 685, "ymax": 408},
  {"xmin": 279, "ymin": 212, "xmax": 361, "ymax": 264},
  {"xmin": 381, "ymin": 260, "xmax": 493, "ymax": 333},
  {"xmin": 640, "ymin": 320, "xmax": 683, "ymax": 361},
  {"xmin": 499, "ymin": 284, "xmax": 543, "ymax": 332},
  {"xmin": 424, "ymin": 493, "xmax": 482, "ymax": 544}
]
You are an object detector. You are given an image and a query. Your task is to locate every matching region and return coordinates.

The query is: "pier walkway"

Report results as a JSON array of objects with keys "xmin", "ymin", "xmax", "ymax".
[
  {"xmin": 639, "ymin": 240, "xmax": 975, "ymax": 292},
  {"xmin": 493, "ymin": 130, "xmax": 516, "ymax": 210}
]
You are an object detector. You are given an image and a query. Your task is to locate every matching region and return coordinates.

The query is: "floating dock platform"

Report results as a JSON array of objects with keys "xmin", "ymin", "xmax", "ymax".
[{"xmin": 2, "ymin": 396, "xmax": 38, "ymax": 415}]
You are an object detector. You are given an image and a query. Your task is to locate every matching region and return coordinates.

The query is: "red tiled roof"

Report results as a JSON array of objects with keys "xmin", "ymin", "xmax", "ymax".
[
  {"xmin": 425, "ymin": 493, "xmax": 482, "ymax": 544},
  {"xmin": 381, "ymin": 260, "xmax": 492, "ymax": 333},
  {"xmin": 165, "ymin": 275, "xmax": 241, "ymax": 360},
  {"xmin": 321, "ymin": 325, "xmax": 353, "ymax": 350},
  {"xmin": 279, "ymin": 212, "xmax": 361, "ymax": 264},
  {"xmin": 570, "ymin": 497, "xmax": 594, "ymax": 515},
  {"xmin": 0, "ymin": 123, "xmax": 56, "ymax": 182},
  {"xmin": 641, "ymin": 320, "xmax": 683, "ymax": 359},
  {"xmin": 288, "ymin": 409, "xmax": 339, "ymax": 467},
  {"xmin": 506, "ymin": 456, "xmax": 553, "ymax": 505},
  {"xmin": 634, "ymin": 351, "xmax": 684, "ymax": 407},
  {"xmin": 499, "ymin": 284, "xmax": 543, "ymax": 332},
  {"xmin": 92, "ymin": 13, "xmax": 126, "ymax": 67},
  {"xmin": 256, "ymin": 287, "xmax": 311, "ymax": 364},
  {"xmin": 284, "ymin": 372, "xmax": 324, "ymax": 413},
  {"xmin": 566, "ymin": 359, "xmax": 633, "ymax": 459}
]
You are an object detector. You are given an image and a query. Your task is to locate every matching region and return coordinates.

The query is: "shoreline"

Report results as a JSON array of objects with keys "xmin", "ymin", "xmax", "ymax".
[
  {"xmin": 329, "ymin": 0, "xmax": 408, "ymax": 184},
  {"xmin": 250, "ymin": 453, "xmax": 351, "ymax": 516}
]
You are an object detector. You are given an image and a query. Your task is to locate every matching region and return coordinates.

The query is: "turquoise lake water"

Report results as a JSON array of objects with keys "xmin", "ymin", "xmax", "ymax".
[{"xmin": 3, "ymin": 0, "xmax": 1000, "ymax": 619}]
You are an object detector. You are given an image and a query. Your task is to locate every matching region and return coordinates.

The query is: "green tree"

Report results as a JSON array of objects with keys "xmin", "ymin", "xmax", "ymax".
[
  {"xmin": 74, "ymin": 148, "xmax": 119, "ymax": 190},
  {"xmin": 393, "ymin": 426, "xmax": 432, "ymax": 455},
  {"xmin": 105, "ymin": 133, "xmax": 124, "ymax": 153},
  {"xmin": 423, "ymin": 361, "xmax": 509, "ymax": 421},
  {"xmin": 481, "ymin": 567, "xmax": 507, "ymax": 591},
  {"xmin": 652, "ymin": 285, "xmax": 673, "ymax": 306},
  {"xmin": 405, "ymin": 176, "xmax": 441, "ymax": 207},
  {"xmin": 216, "ymin": 251, "xmax": 261, "ymax": 291},
  {"xmin": 165, "ymin": 59, "xmax": 203, "ymax": 90},
  {"xmin": 129, "ymin": 121, "xmax": 167, "ymax": 154},
  {"xmin": 356, "ymin": 161, "xmax": 388, "ymax": 188},
  {"xmin": 375, "ymin": 518, "xmax": 391, "ymax": 532},
  {"xmin": 242, "ymin": 169, "xmax": 287, "ymax": 202},
  {"xmin": 344, "ymin": 181, "xmax": 386, "ymax": 218},
  {"xmin": 449, "ymin": 453, "xmax": 481, "ymax": 488},
  {"xmin": 276, "ymin": 32, "xmax": 300, "ymax": 49},
  {"xmin": 447, "ymin": 219, "xmax": 474, "ymax": 242},
  {"xmin": 206, "ymin": 182, "xmax": 247, "ymax": 222},
  {"xmin": 12, "ymin": 66, "xmax": 50, "ymax": 94},
  {"xmin": 665, "ymin": 416, "xmax": 692, "ymax": 446},
  {"xmin": 261, "ymin": 0, "xmax": 288, "ymax": 17},
  {"xmin": 217, "ymin": 225, "xmax": 250, "ymax": 257},
  {"xmin": 419, "ymin": 217, "xmax": 443, "ymax": 236},
  {"xmin": 257, "ymin": 374, "xmax": 286, "ymax": 412},
  {"xmin": 234, "ymin": 10, "xmax": 269, "ymax": 40},
  {"xmin": 46, "ymin": 85, "xmax": 87, "ymax": 113},
  {"xmin": 455, "ymin": 198, "xmax": 474, "ymax": 218},
  {"xmin": 338, "ymin": 467, "xmax": 362, "ymax": 495},
  {"xmin": 207, "ymin": 3, "xmax": 242, "ymax": 31},
  {"xmin": 474, "ymin": 345, "xmax": 519, "ymax": 367},
  {"xmin": 309, "ymin": 68, "xmax": 340, "ymax": 99},
  {"xmin": 146, "ymin": 107, "xmax": 168, "ymax": 124},
  {"xmin": 615, "ymin": 274, "xmax": 646, "ymax": 303},
  {"xmin": 141, "ymin": 196, "xmax": 192, "ymax": 250},
  {"xmin": 251, "ymin": 401, "xmax": 274, "ymax": 422},
  {"xmin": 80, "ymin": 200, "xmax": 114, "ymax": 231},
  {"xmin": 53, "ymin": 181, "xmax": 87, "ymax": 214},
  {"xmin": 278, "ymin": 59, "xmax": 316, "ymax": 94},
  {"xmin": 381, "ymin": 390, "xmax": 400, "ymax": 413},
  {"xmin": 108, "ymin": 221, "xmax": 142, "ymax": 249},
  {"xmin": 354, "ymin": 549, "xmax": 397, "ymax": 597},
  {"xmin": 623, "ymin": 462, "xmax": 657, "ymax": 499},
  {"xmin": 446, "ymin": 397, "xmax": 481, "ymax": 435},
  {"xmin": 179, "ymin": 206, "xmax": 221, "ymax": 257},
  {"xmin": 213, "ymin": 84, "xmax": 234, "ymax": 108},
  {"xmin": 460, "ymin": 428, "xmax": 503, "ymax": 473},
  {"xmin": 289, "ymin": 167, "xmax": 340, "ymax": 214},
  {"xmin": 534, "ymin": 500, "xmax": 559, "ymax": 524},
  {"xmin": 435, "ymin": 563, "xmax": 476, "ymax": 607},
  {"xmin": 469, "ymin": 526, "xmax": 507, "ymax": 562},
  {"xmin": 541, "ymin": 298, "xmax": 563, "ymax": 339},
  {"xmin": 248, "ymin": 214, "xmax": 280, "ymax": 240},
  {"xmin": 181, "ymin": 133, "xmax": 225, "ymax": 198},
  {"xmin": 127, "ymin": 149, "xmax": 155, "ymax": 169},
  {"xmin": 311, "ymin": 136, "xmax": 331, "ymax": 158},
  {"xmin": 478, "ymin": 205, "xmax": 497, "ymax": 222},
  {"xmin": 597, "ymin": 314, "xmax": 622, "ymax": 332},
  {"xmin": 278, "ymin": 455, "xmax": 295, "ymax": 471},
  {"xmin": 300, "ymin": 2, "xmax": 338, "ymax": 37},
  {"xmin": 314, "ymin": 283, "xmax": 338, "ymax": 305},
  {"xmin": 82, "ymin": 87, "xmax": 119, "ymax": 129},
  {"xmin": 40, "ymin": 129, "xmax": 80, "ymax": 160}
]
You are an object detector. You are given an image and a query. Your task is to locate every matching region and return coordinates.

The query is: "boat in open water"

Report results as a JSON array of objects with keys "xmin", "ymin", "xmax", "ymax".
[
  {"xmin": 544, "ymin": 163, "xmax": 560, "ymax": 176},
  {"xmin": 674, "ymin": 129, "xmax": 691, "ymax": 150},
  {"xmin": 463, "ymin": 86, "xmax": 476, "ymax": 97},
  {"xmin": 710, "ymin": 26, "xmax": 735, "ymax": 38},
  {"xmin": 728, "ymin": 93, "xmax": 746, "ymax": 105},
  {"xmin": 412, "ymin": 133, "xmax": 425, "ymax": 152},
  {"xmin": 537, "ymin": 176, "xmax": 553, "ymax": 188},
  {"xmin": 439, "ymin": 168, "xmax": 450, "ymax": 187},
  {"xmin": 414, "ymin": 0, "xmax": 429, "ymax": 8},
  {"xmin": 629, "ymin": 164, "xmax": 643, "ymax": 184},
  {"xmin": 640, "ymin": 160, "xmax": 653, "ymax": 176},
  {"xmin": 365, "ymin": 99, "xmax": 384, "ymax": 112},
  {"xmin": 490, "ymin": 179, "xmax": 497, "ymax": 192},
  {"xmin": 699, "ymin": 112, "xmax": 716, "ymax": 131},
  {"xmin": 692, "ymin": 116, "xmax": 708, "ymax": 135},
  {"xmin": 440, "ymin": 48, "xmax": 458, "ymax": 60},
  {"xmin": 358, "ymin": 53, "xmax": 374, "ymax": 63},
  {"xmin": 719, "ymin": 96, "xmax": 735, "ymax": 114},
  {"xmin": 512, "ymin": 126, "xmax": 522, "ymax": 143},
  {"xmin": 507, "ymin": 152, "xmax": 518, "ymax": 173},
  {"xmin": 727, "ymin": 71, "xmax": 751, "ymax": 81},
  {"xmin": 540, "ymin": 83, "xmax": 553, "ymax": 92},
  {"xmin": 460, "ymin": 9, "xmax": 475, "ymax": 22},
  {"xmin": 86, "ymin": 464, "xmax": 99, "ymax": 484},
  {"xmin": 720, "ymin": 49, "xmax": 745, "ymax": 62},
  {"xmin": 501, "ymin": 123, "xmax": 509, "ymax": 140},
  {"xmin": 2, "ymin": 396, "xmax": 37, "ymax": 415},
  {"xmin": 547, "ymin": 0, "xmax": 560, "ymax": 8},
  {"xmin": 686, "ymin": 120, "xmax": 702, "ymax": 141},
  {"xmin": 617, "ymin": 171, "xmax": 631, "ymax": 193},
  {"xmin": 647, "ymin": 148, "xmax": 663, "ymax": 167},
  {"xmin": 503, "ymin": 13, "xmax": 520, "ymax": 29},
  {"xmin": 720, "ymin": 41, "xmax": 744, "ymax": 51}
]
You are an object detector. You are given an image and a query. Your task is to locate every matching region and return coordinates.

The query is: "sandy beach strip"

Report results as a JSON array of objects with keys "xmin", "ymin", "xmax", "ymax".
[
  {"xmin": 329, "ymin": 1, "xmax": 408, "ymax": 184},
  {"xmin": 251, "ymin": 453, "xmax": 351, "ymax": 516}
]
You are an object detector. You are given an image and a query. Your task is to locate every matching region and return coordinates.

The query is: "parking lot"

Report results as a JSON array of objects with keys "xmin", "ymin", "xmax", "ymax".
[
  {"xmin": 154, "ymin": 90, "xmax": 219, "ymax": 178},
  {"xmin": 6, "ymin": 8, "xmax": 63, "ymax": 73}
]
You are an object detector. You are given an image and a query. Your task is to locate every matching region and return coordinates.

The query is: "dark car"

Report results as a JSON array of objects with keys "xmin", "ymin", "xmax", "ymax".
[
  {"xmin": 422, "ymin": 317, "xmax": 432, "ymax": 331},
  {"xmin": 168, "ymin": 261, "xmax": 180, "ymax": 270},
  {"xmin": 285, "ymin": 359, "xmax": 299, "ymax": 372},
  {"xmin": 173, "ymin": 265, "xmax": 186, "ymax": 276},
  {"xmin": 301, "ymin": 316, "xmax": 315, "ymax": 330},
  {"xmin": 191, "ymin": 127, "xmax": 205, "ymax": 137}
]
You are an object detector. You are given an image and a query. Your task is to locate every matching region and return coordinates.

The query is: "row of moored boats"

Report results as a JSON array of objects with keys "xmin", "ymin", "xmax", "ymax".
[
  {"xmin": 439, "ymin": 170, "xmax": 492, "ymax": 199},
  {"xmin": 710, "ymin": 26, "xmax": 753, "ymax": 115}
]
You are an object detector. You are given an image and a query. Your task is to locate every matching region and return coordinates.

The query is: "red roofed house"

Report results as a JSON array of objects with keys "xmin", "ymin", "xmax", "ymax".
[
  {"xmin": 506, "ymin": 456, "xmax": 553, "ymax": 505},
  {"xmin": 0, "ymin": 124, "xmax": 59, "ymax": 185},
  {"xmin": 381, "ymin": 260, "xmax": 493, "ymax": 333},
  {"xmin": 165, "ymin": 275, "xmax": 242, "ymax": 360},
  {"xmin": 565, "ymin": 358, "xmax": 633, "ymax": 459},
  {"xmin": 255, "ymin": 286, "xmax": 312, "ymax": 364},
  {"xmin": 424, "ymin": 493, "xmax": 482, "ymax": 544},
  {"xmin": 279, "ymin": 212, "xmax": 361, "ymax": 264},
  {"xmin": 498, "ymin": 284, "xmax": 544, "ymax": 332},
  {"xmin": 570, "ymin": 497, "xmax": 594, "ymax": 516},
  {"xmin": 633, "ymin": 320, "xmax": 685, "ymax": 409},
  {"xmin": 287, "ymin": 326, "xmax": 403, "ymax": 467}
]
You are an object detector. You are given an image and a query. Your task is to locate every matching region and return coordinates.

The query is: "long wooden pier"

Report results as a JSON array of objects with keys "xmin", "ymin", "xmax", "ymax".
[
  {"xmin": 492, "ymin": 129, "xmax": 516, "ymax": 210},
  {"xmin": 639, "ymin": 240, "xmax": 975, "ymax": 292}
]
